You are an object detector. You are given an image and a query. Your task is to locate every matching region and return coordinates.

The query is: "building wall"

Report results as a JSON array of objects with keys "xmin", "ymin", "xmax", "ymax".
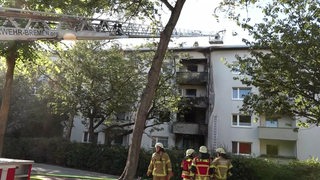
[
  {"xmin": 68, "ymin": 46, "xmax": 320, "ymax": 161},
  {"xmin": 129, "ymin": 121, "xmax": 176, "ymax": 150},
  {"xmin": 70, "ymin": 115, "xmax": 106, "ymax": 144},
  {"xmin": 209, "ymin": 49, "xmax": 260, "ymax": 156},
  {"xmin": 260, "ymin": 139, "xmax": 296, "ymax": 157},
  {"xmin": 297, "ymin": 126, "xmax": 320, "ymax": 160},
  {"xmin": 207, "ymin": 47, "xmax": 320, "ymax": 160}
]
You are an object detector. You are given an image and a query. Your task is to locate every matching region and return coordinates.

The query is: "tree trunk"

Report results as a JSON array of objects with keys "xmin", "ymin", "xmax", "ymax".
[
  {"xmin": 89, "ymin": 117, "xmax": 95, "ymax": 143},
  {"xmin": 119, "ymin": 0, "xmax": 186, "ymax": 179},
  {"xmin": 0, "ymin": 43, "xmax": 17, "ymax": 156},
  {"xmin": 64, "ymin": 110, "xmax": 76, "ymax": 140}
]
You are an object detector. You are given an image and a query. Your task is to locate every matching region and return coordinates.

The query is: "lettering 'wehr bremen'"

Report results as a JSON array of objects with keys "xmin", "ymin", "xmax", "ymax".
[{"xmin": 0, "ymin": 27, "xmax": 58, "ymax": 36}]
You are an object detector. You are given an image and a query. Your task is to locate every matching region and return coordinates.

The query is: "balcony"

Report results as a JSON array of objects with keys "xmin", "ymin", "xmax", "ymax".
[
  {"xmin": 258, "ymin": 126, "xmax": 298, "ymax": 141},
  {"xmin": 176, "ymin": 72, "xmax": 208, "ymax": 85},
  {"xmin": 172, "ymin": 122, "xmax": 207, "ymax": 135},
  {"xmin": 180, "ymin": 97, "xmax": 208, "ymax": 108}
]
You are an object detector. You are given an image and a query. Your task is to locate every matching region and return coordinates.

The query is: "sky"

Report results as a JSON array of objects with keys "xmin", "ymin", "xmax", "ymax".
[
  {"xmin": 164, "ymin": 0, "xmax": 251, "ymax": 46},
  {"xmin": 120, "ymin": 0, "xmax": 252, "ymax": 48}
]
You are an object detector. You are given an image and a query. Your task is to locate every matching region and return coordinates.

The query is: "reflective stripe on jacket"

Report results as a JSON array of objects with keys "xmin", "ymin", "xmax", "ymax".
[
  {"xmin": 212, "ymin": 157, "xmax": 233, "ymax": 180},
  {"xmin": 181, "ymin": 157, "xmax": 193, "ymax": 179},
  {"xmin": 190, "ymin": 156, "xmax": 213, "ymax": 177},
  {"xmin": 147, "ymin": 152, "xmax": 172, "ymax": 177}
]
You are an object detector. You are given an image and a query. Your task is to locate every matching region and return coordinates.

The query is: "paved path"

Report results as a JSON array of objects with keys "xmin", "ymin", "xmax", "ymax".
[{"xmin": 31, "ymin": 163, "xmax": 119, "ymax": 179}]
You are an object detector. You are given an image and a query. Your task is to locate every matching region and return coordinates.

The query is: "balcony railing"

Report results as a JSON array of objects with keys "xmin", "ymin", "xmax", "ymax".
[
  {"xmin": 180, "ymin": 97, "xmax": 208, "ymax": 108},
  {"xmin": 176, "ymin": 72, "xmax": 208, "ymax": 85},
  {"xmin": 258, "ymin": 126, "xmax": 298, "ymax": 141},
  {"xmin": 172, "ymin": 122, "xmax": 207, "ymax": 135}
]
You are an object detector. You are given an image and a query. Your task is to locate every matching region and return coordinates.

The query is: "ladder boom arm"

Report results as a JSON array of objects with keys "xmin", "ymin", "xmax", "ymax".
[{"xmin": 0, "ymin": 7, "xmax": 224, "ymax": 42}]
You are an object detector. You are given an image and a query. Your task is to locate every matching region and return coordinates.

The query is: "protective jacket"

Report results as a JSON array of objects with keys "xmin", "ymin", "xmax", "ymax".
[
  {"xmin": 190, "ymin": 153, "xmax": 214, "ymax": 180},
  {"xmin": 180, "ymin": 156, "xmax": 193, "ymax": 179},
  {"xmin": 212, "ymin": 156, "xmax": 233, "ymax": 180},
  {"xmin": 147, "ymin": 151, "xmax": 172, "ymax": 177}
]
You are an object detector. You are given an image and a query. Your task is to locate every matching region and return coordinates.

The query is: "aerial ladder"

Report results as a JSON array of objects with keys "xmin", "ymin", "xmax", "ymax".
[{"xmin": 0, "ymin": 7, "xmax": 224, "ymax": 43}]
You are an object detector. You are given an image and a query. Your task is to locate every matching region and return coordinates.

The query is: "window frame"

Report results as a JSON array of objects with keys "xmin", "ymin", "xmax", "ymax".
[
  {"xmin": 83, "ymin": 131, "xmax": 89, "ymax": 143},
  {"xmin": 232, "ymin": 114, "xmax": 252, "ymax": 127},
  {"xmin": 187, "ymin": 64, "xmax": 198, "ymax": 72},
  {"xmin": 265, "ymin": 118, "xmax": 278, "ymax": 127},
  {"xmin": 232, "ymin": 141, "xmax": 252, "ymax": 155},
  {"xmin": 82, "ymin": 131, "xmax": 98, "ymax": 143},
  {"xmin": 185, "ymin": 89, "xmax": 197, "ymax": 97},
  {"xmin": 266, "ymin": 144, "xmax": 278, "ymax": 156},
  {"xmin": 232, "ymin": 87, "xmax": 251, "ymax": 100},
  {"xmin": 151, "ymin": 136, "xmax": 169, "ymax": 148}
]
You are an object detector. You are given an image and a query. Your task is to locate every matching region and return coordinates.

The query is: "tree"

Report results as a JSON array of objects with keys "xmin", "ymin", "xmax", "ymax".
[
  {"xmin": 0, "ymin": 0, "xmax": 108, "ymax": 156},
  {"xmin": 38, "ymin": 40, "xmax": 180, "ymax": 144},
  {"xmin": 119, "ymin": 0, "xmax": 186, "ymax": 179},
  {"xmin": 0, "ymin": 0, "xmax": 156, "ymax": 156},
  {"xmin": 0, "ymin": 40, "xmax": 42, "ymax": 156},
  {"xmin": 218, "ymin": 0, "xmax": 320, "ymax": 126},
  {"xmin": 0, "ymin": 60, "xmax": 62, "ymax": 138},
  {"xmin": 102, "ymin": 48, "xmax": 181, "ymax": 145},
  {"xmin": 42, "ymin": 41, "xmax": 144, "ymax": 143}
]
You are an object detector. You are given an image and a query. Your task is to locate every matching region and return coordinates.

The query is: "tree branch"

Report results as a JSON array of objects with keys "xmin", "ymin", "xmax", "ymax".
[{"xmin": 160, "ymin": 0, "xmax": 174, "ymax": 11}]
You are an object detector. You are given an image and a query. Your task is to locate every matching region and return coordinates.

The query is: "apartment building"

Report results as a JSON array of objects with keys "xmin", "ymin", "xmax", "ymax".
[{"xmin": 70, "ymin": 45, "xmax": 320, "ymax": 160}]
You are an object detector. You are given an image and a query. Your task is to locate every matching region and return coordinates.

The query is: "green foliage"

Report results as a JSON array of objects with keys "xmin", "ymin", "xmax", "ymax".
[
  {"xmin": 40, "ymin": 41, "xmax": 145, "ymax": 142},
  {"xmin": 4, "ymin": 138, "xmax": 320, "ymax": 179},
  {"xmin": 230, "ymin": 156, "xmax": 292, "ymax": 180},
  {"xmin": 219, "ymin": 0, "xmax": 320, "ymax": 126},
  {"xmin": 0, "ymin": 71, "xmax": 64, "ymax": 138}
]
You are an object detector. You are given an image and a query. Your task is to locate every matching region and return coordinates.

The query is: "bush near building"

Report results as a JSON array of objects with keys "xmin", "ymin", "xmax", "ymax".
[{"xmin": 4, "ymin": 138, "xmax": 320, "ymax": 180}]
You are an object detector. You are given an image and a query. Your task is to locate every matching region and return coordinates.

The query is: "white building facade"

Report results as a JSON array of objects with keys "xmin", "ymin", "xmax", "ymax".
[{"xmin": 69, "ymin": 45, "xmax": 320, "ymax": 160}]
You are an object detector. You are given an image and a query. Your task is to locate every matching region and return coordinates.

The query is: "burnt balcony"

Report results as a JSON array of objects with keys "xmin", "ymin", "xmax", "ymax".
[
  {"xmin": 172, "ymin": 122, "xmax": 208, "ymax": 135},
  {"xmin": 180, "ymin": 58, "xmax": 207, "ymax": 64},
  {"xmin": 258, "ymin": 126, "xmax": 298, "ymax": 141},
  {"xmin": 180, "ymin": 97, "xmax": 208, "ymax": 108},
  {"xmin": 176, "ymin": 72, "xmax": 208, "ymax": 85}
]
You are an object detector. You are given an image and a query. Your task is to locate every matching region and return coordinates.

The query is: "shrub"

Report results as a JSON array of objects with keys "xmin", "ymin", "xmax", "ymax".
[{"xmin": 4, "ymin": 138, "xmax": 320, "ymax": 179}]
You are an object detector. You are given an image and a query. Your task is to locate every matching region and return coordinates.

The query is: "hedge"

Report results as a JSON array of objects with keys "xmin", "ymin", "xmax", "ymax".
[{"xmin": 4, "ymin": 138, "xmax": 320, "ymax": 180}]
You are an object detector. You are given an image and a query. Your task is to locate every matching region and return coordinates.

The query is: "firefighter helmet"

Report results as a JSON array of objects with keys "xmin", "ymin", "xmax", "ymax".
[
  {"xmin": 155, "ymin": 142, "xmax": 164, "ymax": 148},
  {"xmin": 199, "ymin": 146, "xmax": 208, "ymax": 153},
  {"xmin": 216, "ymin": 147, "xmax": 226, "ymax": 154},
  {"xmin": 186, "ymin": 149, "xmax": 195, "ymax": 156}
]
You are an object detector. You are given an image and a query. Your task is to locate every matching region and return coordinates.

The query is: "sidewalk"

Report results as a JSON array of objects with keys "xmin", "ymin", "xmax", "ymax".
[{"xmin": 31, "ymin": 163, "xmax": 119, "ymax": 180}]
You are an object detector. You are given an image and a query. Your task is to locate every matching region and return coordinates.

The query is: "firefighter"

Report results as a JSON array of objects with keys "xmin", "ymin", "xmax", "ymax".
[
  {"xmin": 181, "ymin": 148, "xmax": 195, "ymax": 180},
  {"xmin": 190, "ymin": 146, "xmax": 214, "ymax": 180},
  {"xmin": 147, "ymin": 142, "xmax": 173, "ymax": 180},
  {"xmin": 212, "ymin": 148, "xmax": 233, "ymax": 180}
]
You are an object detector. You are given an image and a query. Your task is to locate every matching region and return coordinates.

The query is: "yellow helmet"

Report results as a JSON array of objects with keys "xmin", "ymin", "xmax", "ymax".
[
  {"xmin": 186, "ymin": 149, "xmax": 195, "ymax": 156},
  {"xmin": 216, "ymin": 147, "xmax": 226, "ymax": 154},
  {"xmin": 199, "ymin": 146, "xmax": 208, "ymax": 153},
  {"xmin": 155, "ymin": 142, "xmax": 164, "ymax": 148}
]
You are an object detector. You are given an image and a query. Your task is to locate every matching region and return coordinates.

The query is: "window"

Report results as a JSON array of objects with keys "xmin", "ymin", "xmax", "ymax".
[
  {"xmin": 232, "ymin": 87, "xmax": 251, "ymax": 100},
  {"xmin": 113, "ymin": 136, "xmax": 123, "ymax": 145},
  {"xmin": 231, "ymin": 66, "xmax": 240, "ymax": 74},
  {"xmin": 187, "ymin": 65, "xmax": 198, "ymax": 72},
  {"xmin": 266, "ymin": 118, "xmax": 278, "ymax": 127},
  {"xmin": 83, "ymin": 131, "xmax": 98, "ymax": 143},
  {"xmin": 232, "ymin": 141, "xmax": 252, "ymax": 155},
  {"xmin": 266, "ymin": 144, "xmax": 278, "ymax": 156},
  {"xmin": 232, "ymin": 114, "xmax": 251, "ymax": 126},
  {"xmin": 83, "ymin": 132, "xmax": 89, "ymax": 142},
  {"xmin": 151, "ymin": 136, "xmax": 168, "ymax": 148},
  {"xmin": 231, "ymin": 68, "xmax": 240, "ymax": 74},
  {"xmin": 186, "ymin": 89, "xmax": 197, "ymax": 97}
]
